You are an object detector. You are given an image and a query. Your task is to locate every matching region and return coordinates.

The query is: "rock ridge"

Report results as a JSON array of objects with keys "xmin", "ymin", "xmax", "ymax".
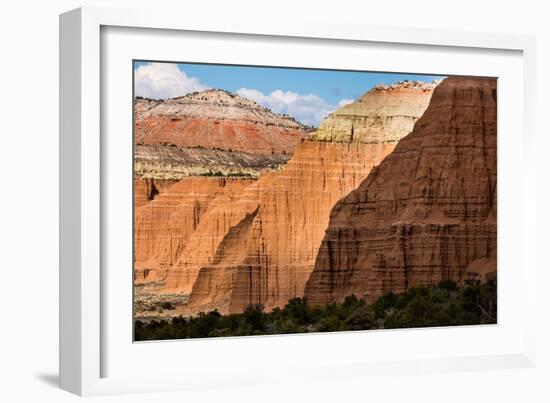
[
  {"xmin": 308, "ymin": 80, "xmax": 440, "ymax": 144},
  {"xmin": 303, "ymin": 77, "xmax": 497, "ymax": 306},
  {"xmin": 134, "ymin": 89, "xmax": 308, "ymax": 154}
]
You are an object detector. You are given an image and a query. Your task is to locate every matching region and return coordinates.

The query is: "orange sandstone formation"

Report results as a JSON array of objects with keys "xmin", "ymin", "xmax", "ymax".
[
  {"xmin": 134, "ymin": 177, "xmax": 254, "ymax": 284},
  {"xmin": 133, "ymin": 89, "xmax": 309, "ymax": 285},
  {"xmin": 184, "ymin": 142, "xmax": 395, "ymax": 313},
  {"xmin": 163, "ymin": 181, "xmax": 263, "ymax": 293},
  {"xmin": 176, "ymin": 81, "xmax": 438, "ymax": 314},
  {"xmin": 304, "ymin": 77, "xmax": 497, "ymax": 306},
  {"xmin": 134, "ymin": 178, "xmax": 177, "ymax": 207}
]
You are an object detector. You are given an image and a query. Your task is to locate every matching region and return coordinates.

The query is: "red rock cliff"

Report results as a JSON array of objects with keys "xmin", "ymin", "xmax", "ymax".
[
  {"xmin": 134, "ymin": 178, "xmax": 177, "ymax": 207},
  {"xmin": 134, "ymin": 89, "xmax": 309, "ymax": 285},
  {"xmin": 304, "ymin": 77, "xmax": 497, "ymax": 306},
  {"xmin": 177, "ymin": 82, "xmax": 437, "ymax": 314},
  {"xmin": 134, "ymin": 177, "xmax": 254, "ymax": 284},
  {"xmin": 162, "ymin": 180, "xmax": 262, "ymax": 293}
]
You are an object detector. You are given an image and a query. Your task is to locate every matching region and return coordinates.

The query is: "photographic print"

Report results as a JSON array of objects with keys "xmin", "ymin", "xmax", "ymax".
[{"xmin": 133, "ymin": 61, "xmax": 497, "ymax": 341}]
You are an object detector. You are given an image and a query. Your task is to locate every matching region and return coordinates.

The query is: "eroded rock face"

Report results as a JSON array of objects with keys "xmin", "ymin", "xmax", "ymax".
[
  {"xmin": 177, "ymin": 82, "xmax": 437, "ymax": 314},
  {"xmin": 162, "ymin": 180, "xmax": 263, "ymax": 293},
  {"xmin": 185, "ymin": 141, "xmax": 396, "ymax": 314},
  {"xmin": 134, "ymin": 177, "xmax": 255, "ymax": 284},
  {"xmin": 134, "ymin": 89, "xmax": 309, "ymax": 285},
  {"xmin": 134, "ymin": 178, "xmax": 177, "ymax": 207},
  {"xmin": 303, "ymin": 77, "xmax": 497, "ymax": 306}
]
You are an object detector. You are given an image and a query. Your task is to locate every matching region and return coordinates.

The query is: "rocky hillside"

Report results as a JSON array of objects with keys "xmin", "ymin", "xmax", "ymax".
[
  {"xmin": 135, "ymin": 89, "xmax": 306, "ymax": 152},
  {"xmin": 133, "ymin": 90, "xmax": 307, "ymax": 282},
  {"xmin": 304, "ymin": 77, "xmax": 497, "ymax": 306},
  {"xmin": 134, "ymin": 89, "xmax": 309, "ymax": 183},
  {"xmin": 135, "ymin": 144, "xmax": 288, "ymax": 180},
  {"xmin": 134, "ymin": 177, "xmax": 256, "ymax": 283},
  {"xmin": 134, "ymin": 178, "xmax": 177, "ymax": 208},
  {"xmin": 310, "ymin": 80, "xmax": 440, "ymax": 143},
  {"xmin": 161, "ymin": 81, "xmax": 438, "ymax": 315}
]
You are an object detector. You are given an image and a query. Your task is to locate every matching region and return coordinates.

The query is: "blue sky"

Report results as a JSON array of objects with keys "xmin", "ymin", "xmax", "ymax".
[{"xmin": 134, "ymin": 61, "xmax": 444, "ymax": 126}]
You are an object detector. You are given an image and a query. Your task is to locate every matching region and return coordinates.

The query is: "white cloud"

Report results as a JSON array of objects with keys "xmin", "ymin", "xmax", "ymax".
[
  {"xmin": 236, "ymin": 88, "xmax": 349, "ymax": 127},
  {"xmin": 134, "ymin": 63, "xmax": 208, "ymax": 99},
  {"xmin": 338, "ymin": 98, "xmax": 355, "ymax": 107}
]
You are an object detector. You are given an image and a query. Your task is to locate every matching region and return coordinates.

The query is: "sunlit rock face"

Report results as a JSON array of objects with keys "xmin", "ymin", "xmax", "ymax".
[
  {"xmin": 134, "ymin": 178, "xmax": 177, "ymax": 208},
  {"xmin": 176, "ymin": 81, "xmax": 437, "ymax": 315},
  {"xmin": 133, "ymin": 89, "xmax": 309, "ymax": 285},
  {"xmin": 134, "ymin": 177, "xmax": 255, "ymax": 284},
  {"xmin": 309, "ymin": 80, "xmax": 440, "ymax": 144},
  {"xmin": 134, "ymin": 89, "xmax": 306, "ymax": 155}
]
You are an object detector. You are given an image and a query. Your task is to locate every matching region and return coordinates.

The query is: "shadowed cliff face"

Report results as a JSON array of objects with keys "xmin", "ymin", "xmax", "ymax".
[
  {"xmin": 171, "ymin": 82, "xmax": 438, "ymax": 315},
  {"xmin": 303, "ymin": 77, "xmax": 497, "ymax": 306}
]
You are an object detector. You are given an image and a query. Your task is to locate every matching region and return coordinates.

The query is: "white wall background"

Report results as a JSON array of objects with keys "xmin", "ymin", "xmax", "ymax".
[{"xmin": 0, "ymin": 1, "xmax": 548, "ymax": 401}]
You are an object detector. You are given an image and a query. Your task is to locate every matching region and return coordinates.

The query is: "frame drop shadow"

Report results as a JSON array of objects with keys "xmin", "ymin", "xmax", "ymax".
[{"xmin": 35, "ymin": 373, "xmax": 59, "ymax": 388}]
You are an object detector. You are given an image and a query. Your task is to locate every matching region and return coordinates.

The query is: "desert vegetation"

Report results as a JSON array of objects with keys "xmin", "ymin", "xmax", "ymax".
[{"xmin": 134, "ymin": 277, "xmax": 496, "ymax": 341}]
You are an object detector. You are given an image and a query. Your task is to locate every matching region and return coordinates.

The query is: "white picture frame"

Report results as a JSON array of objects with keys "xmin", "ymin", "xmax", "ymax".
[{"xmin": 59, "ymin": 6, "xmax": 537, "ymax": 396}]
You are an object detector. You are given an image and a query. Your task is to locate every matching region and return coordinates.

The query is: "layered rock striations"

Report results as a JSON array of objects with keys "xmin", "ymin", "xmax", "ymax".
[
  {"xmin": 135, "ymin": 89, "xmax": 307, "ymax": 155},
  {"xmin": 184, "ymin": 142, "xmax": 395, "ymax": 314},
  {"xmin": 304, "ymin": 77, "xmax": 497, "ymax": 306},
  {"xmin": 135, "ymin": 144, "xmax": 289, "ymax": 180},
  {"xmin": 173, "ymin": 82, "xmax": 437, "ymax": 315},
  {"xmin": 134, "ymin": 177, "xmax": 177, "ymax": 207},
  {"xmin": 134, "ymin": 89, "xmax": 309, "ymax": 284},
  {"xmin": 134, "ymin": 176, "xmax": 255, "ymax": 284},
  {"xmin": 310, "ymin": 80, "xmax": 440, "ymax": 144},
  {"xmin": 163, "ymin": 181, "xmax": 263, "ymax": 294}
]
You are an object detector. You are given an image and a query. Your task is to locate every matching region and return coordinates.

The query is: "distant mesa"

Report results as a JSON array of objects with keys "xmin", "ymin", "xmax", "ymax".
[
  {"xmin": 133, "ymin": 89, "xmax": 311, "ymax": 189},
  {"xmin": 134, "ymin": 89, "xmax": 308, "ymax": 154}
]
